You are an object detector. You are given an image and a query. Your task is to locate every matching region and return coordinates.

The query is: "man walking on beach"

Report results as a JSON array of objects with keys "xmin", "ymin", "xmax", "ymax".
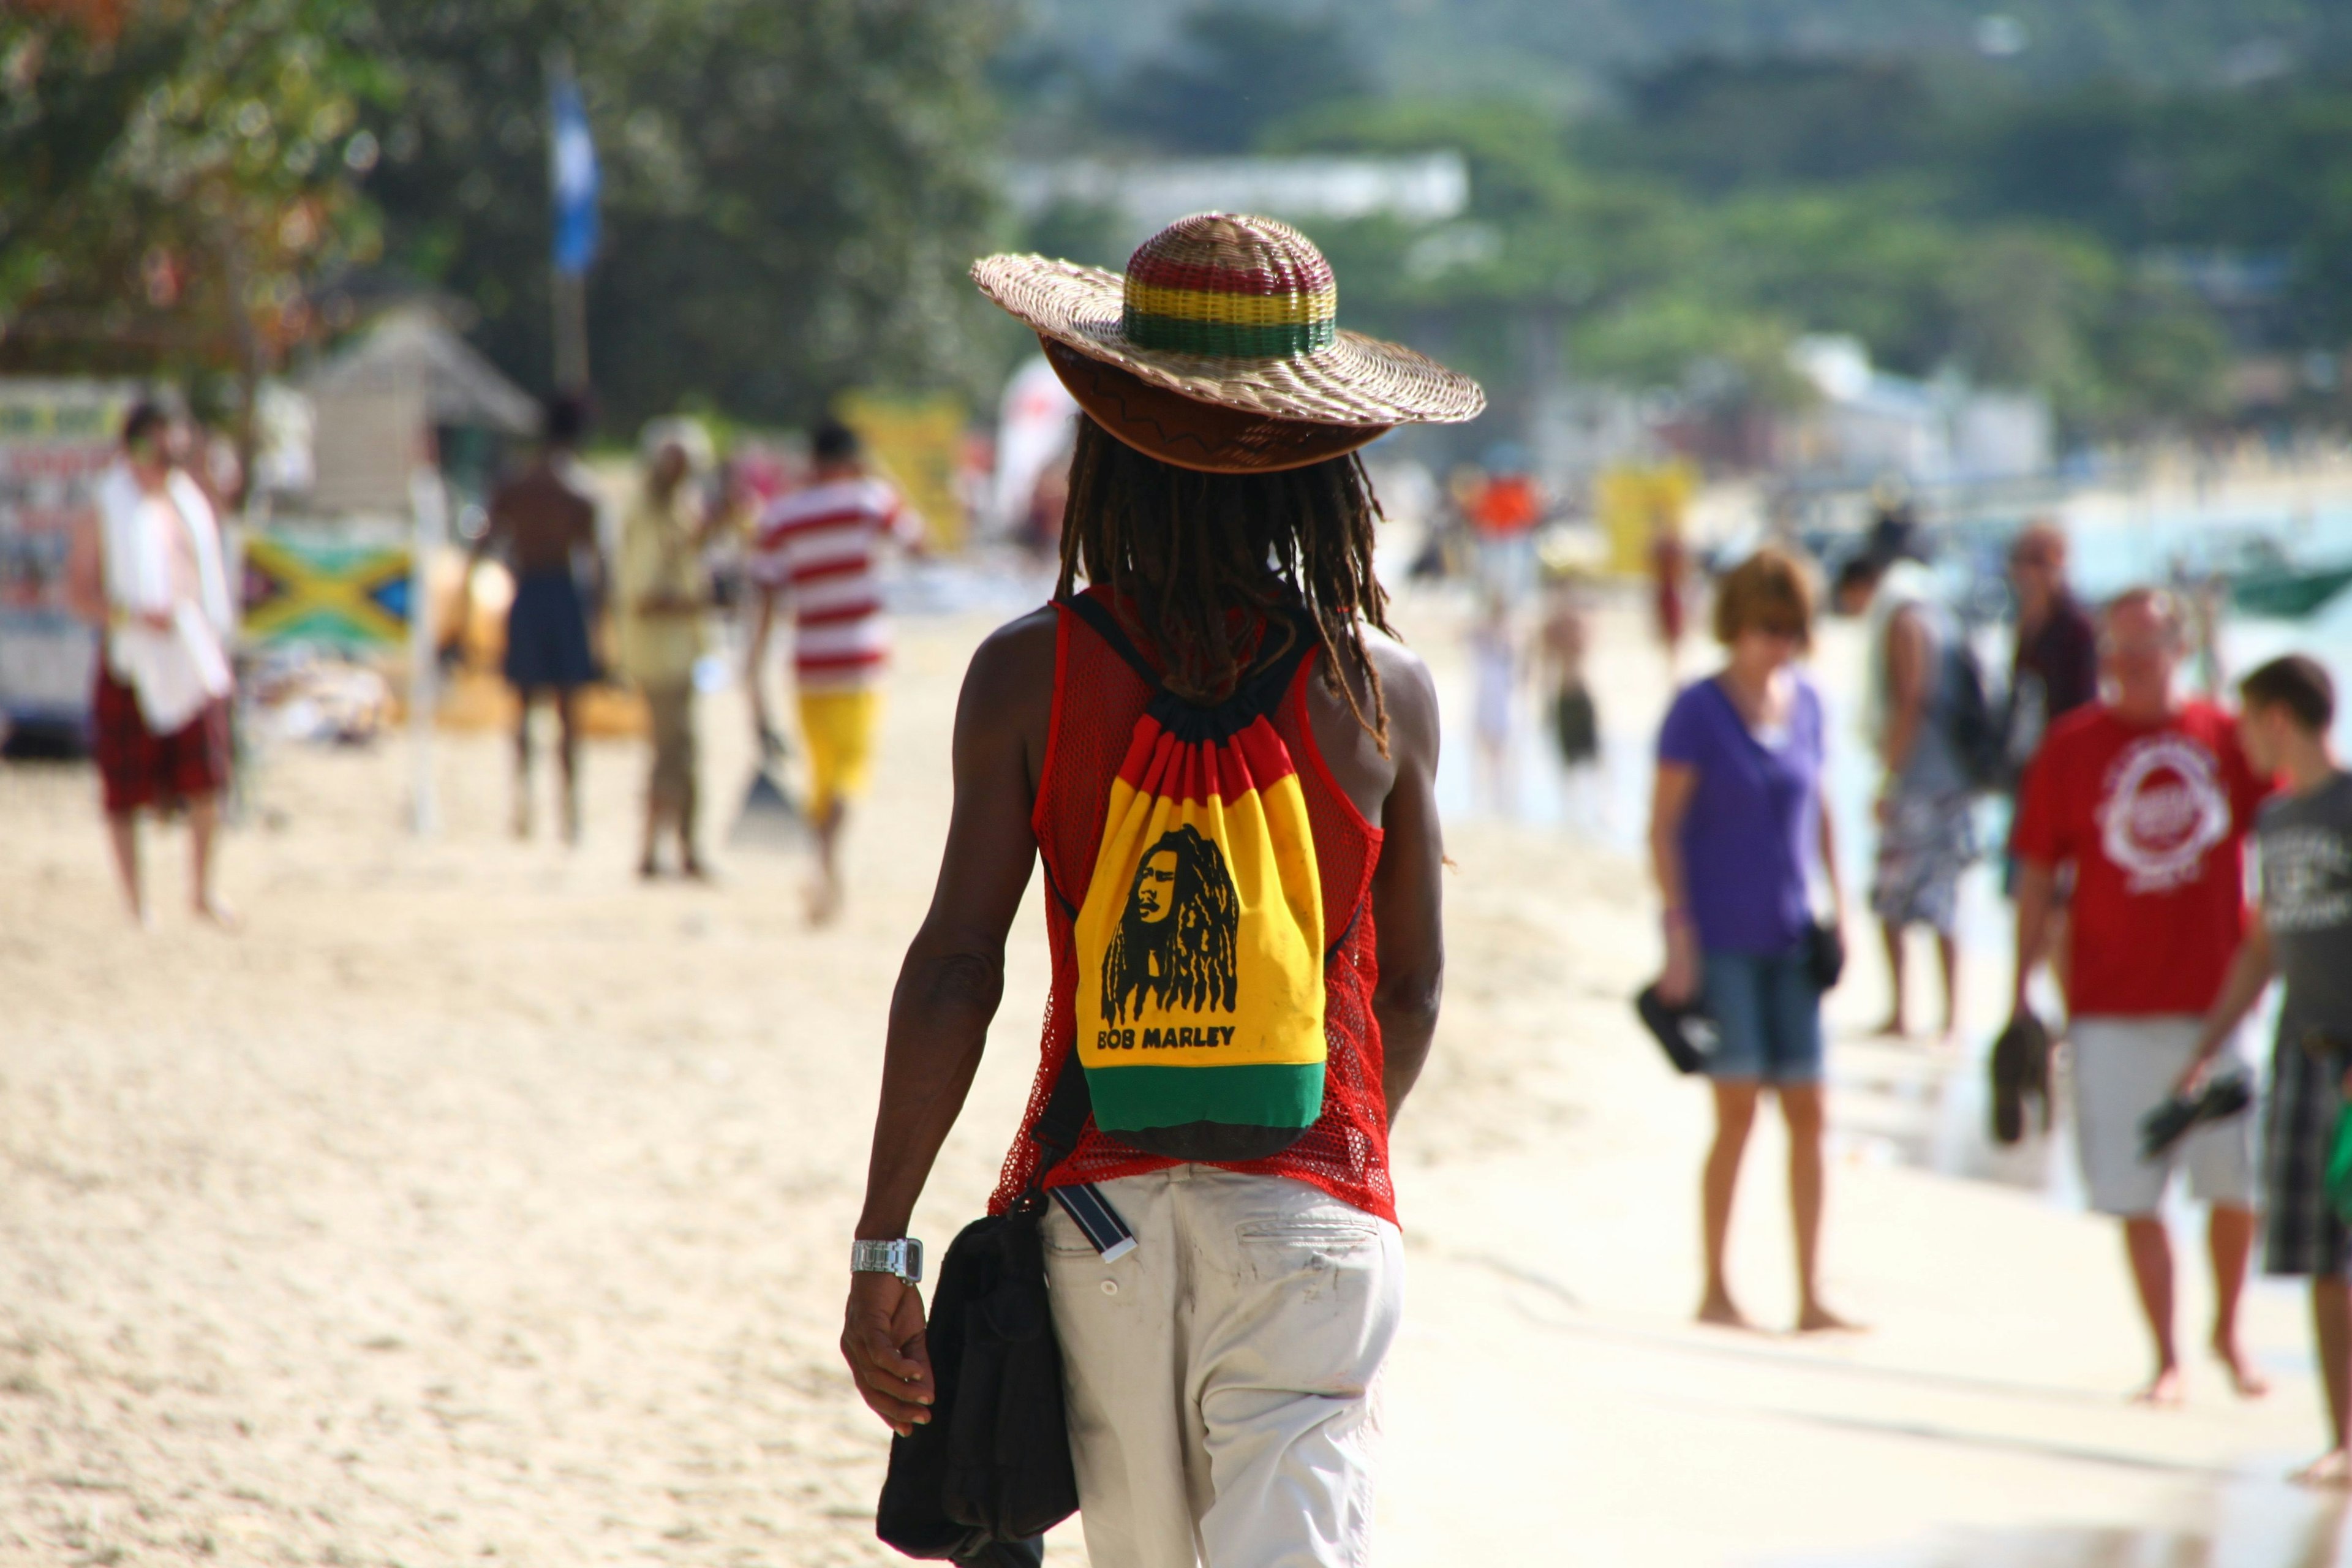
[
  {"xmin": 2182, "ymin": 655, "xmax": 2352, "ymax": 1477},
  {"xmin": 840, "ymin": 213, "xmax": 1470, "ymax": 1565},
  {"xmin": 474, "ymin": 396, "xmax": 603, "ymax": 843},
  {"xmin": 1838, "ymin": 553, "xmax": 1976, "ymax": 1042},
  {"xmin": 747, "ymin": 420, "xmax": 923, "ymax": 924},
  {"xmin": 2010, "ymin": 587, "xmax": 2271, "ymax": 1404}
]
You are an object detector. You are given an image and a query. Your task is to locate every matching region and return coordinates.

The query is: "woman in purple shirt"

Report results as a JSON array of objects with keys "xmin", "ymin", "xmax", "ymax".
[{"xmin": 1649, "ymin": 548, "xmax": 1854, "ymax": 1333}]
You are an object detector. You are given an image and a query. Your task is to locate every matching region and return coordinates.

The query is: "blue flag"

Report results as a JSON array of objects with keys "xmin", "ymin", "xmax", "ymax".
[{"xmin": 549, "ymin": 73, "xmax": 600, "ymax": 275}]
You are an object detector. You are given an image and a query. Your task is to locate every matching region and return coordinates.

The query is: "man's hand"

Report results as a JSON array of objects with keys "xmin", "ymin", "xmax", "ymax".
[
  {"xmin": 841, "ymin": 1272, "xmax": 935, "ymax": 1436},
  {"xmin": 2174, "ymin": 1045, "xmax": 2219, "ymax": 1098}
]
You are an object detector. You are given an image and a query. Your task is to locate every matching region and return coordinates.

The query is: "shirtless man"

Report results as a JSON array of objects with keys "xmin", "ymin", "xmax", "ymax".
[{"xmin": 474, "ymin": 397, "xmax": 603, "ymax": 842}]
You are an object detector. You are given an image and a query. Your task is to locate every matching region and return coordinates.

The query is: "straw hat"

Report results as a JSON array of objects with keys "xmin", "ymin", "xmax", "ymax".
[{"xmin": 973, "ymin": 212, "xmax": 1484, "ymax": 474}]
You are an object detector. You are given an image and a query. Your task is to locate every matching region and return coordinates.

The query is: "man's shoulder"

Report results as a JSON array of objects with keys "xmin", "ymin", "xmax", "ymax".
[
  {"xmin": 968, "ymin": 605, "xmax": 1059, "ymax": 686},
  {"xmin": 2041, "ymin": 703, "xmax": 2111, "ymax": 753},
  {"xmin": 1366, "ymin": 631, "xmax": 1438, "ymax": 763},
  {"xmin": 960, "ymin": 606, "xmax": 1058, "ymax": 743},
  {"xmin": 2264, "ymin": 774, "xmax": 2352, "ymax": 832},
  {"xmin": 2178, "ymin": 696, "xmax": 2234, "ymax": 731}
]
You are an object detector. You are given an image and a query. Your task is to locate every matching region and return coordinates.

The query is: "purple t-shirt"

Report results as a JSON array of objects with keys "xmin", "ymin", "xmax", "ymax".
[{"xmin": 1657, "ymin": 674, "xmax": 1825, "ymax": 955}]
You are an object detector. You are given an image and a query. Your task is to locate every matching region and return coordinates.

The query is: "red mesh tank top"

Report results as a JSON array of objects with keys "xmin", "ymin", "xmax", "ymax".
[{"xmin": 989, "ymin": 589, "xmax": 1394, "ymax": 1224}]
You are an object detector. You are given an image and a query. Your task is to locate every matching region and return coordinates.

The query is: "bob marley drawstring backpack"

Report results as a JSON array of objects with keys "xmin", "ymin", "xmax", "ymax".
[{"xmin": 1060, "ymin": 592, "xmax": 1327, "ymax": 1162}]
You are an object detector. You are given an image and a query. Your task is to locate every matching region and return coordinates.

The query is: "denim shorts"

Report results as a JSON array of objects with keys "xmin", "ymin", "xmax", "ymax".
[{"xmin": 1700, "ymin": 947, "xmax": 1825, "ymax": 1084}]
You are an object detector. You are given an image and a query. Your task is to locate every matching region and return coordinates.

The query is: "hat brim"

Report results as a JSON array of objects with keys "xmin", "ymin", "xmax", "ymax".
[
  {"xmin": 1042, "ymin": 338, "xmax": 1390, "ymax": 475},
  {"xmin": 974, "ymin": 254, "xmax": 1485, "ymax": 429}
]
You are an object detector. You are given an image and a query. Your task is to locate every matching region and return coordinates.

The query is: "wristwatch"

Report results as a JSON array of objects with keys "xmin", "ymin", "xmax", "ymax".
[{"xmin": 851, "ymin": 1237, "xmax": 924, "ymax": 1286}]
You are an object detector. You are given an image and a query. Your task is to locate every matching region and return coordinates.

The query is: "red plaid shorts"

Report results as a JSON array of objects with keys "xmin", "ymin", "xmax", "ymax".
[{"xmin": 92, "ymin": 665, "xmax": 230, "ymax": 815}]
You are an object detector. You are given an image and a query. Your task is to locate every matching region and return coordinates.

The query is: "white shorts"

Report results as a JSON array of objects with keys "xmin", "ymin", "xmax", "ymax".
[
  {"xmin": 2070, "ymin": 1016, "xmax": 2256, "ymax": 1217},
  {"xmin": 1043, "ymin": 1166, "xmax": 1403, "ymax": 1568}
]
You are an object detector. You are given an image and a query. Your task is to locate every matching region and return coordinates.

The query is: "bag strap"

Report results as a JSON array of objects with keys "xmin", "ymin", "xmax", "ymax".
[
  {"xmin": 1022, "ymin": 1046, "xmax": 1093, "ymax": 1197},
  {"xmin": 1057, "ymin": 592, "xmax": 1159, "ymax": 688},
  {"xmin": 1022, "ymin": 1052, "xmax": 1138, "ymax": 1256},
  {"xmin": 1055, "ymin": 590, "xmax": 1317, "ymax": 722}
]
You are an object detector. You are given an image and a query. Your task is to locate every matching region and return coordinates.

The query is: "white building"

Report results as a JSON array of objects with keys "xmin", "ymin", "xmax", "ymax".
[
  {"xmin": 1778, "ymin": 334, "xmax": 2052, "ymax": 484},
  {"xmin": 1006, "ymin": 153, "xmax": 1470, "ymax": 245}
]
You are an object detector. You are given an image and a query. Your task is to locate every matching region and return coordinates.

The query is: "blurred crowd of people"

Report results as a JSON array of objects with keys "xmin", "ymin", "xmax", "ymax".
[
  {"xmin": 1645, "ymin": 504, "xmax": 2352, "ymax": 1485},
  {"xmin": 67, "ymin": 393, "xmax": 924, "ymax": 930}
]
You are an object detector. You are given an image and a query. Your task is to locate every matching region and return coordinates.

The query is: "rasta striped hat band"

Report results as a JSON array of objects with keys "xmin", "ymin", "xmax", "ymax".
[{"xmin": 973, "ymin": 213, "xmax": 1485, "ymax": 475}]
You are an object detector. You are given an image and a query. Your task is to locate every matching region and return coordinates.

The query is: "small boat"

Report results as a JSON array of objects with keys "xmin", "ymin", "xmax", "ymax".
[
  {"xmin": 2217, "ymin": 535, "xmax": 2352, "ymax": 619},
  {"xmin": 2231, "ymin": 562, "xmax": 2352, "ymax": 619}
]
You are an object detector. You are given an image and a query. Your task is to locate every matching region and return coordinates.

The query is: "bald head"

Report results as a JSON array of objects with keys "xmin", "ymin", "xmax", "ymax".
[{"xmin": 2100, "ymin": 586, "xmax": 2185, "ymax": 719}]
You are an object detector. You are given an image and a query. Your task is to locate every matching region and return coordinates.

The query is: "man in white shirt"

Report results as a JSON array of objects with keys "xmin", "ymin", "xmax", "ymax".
[{"xmin": 82, "ymin": 402, "xmax": 237, "ymax": 928}]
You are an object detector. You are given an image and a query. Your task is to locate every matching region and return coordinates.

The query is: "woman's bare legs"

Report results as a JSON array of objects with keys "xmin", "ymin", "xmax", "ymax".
[
  {"xmin": 1782, "ymin": 1084, "xmax": 1858, "ymax": 1331},
  {"xmin": 1700, "ymin": 1080, "xmax": 1760, "ymax": 1327}
]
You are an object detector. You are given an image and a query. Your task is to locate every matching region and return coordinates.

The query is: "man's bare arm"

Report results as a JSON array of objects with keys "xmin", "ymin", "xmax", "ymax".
[
  {"xmin": 2011, "ymin": 858, "xmax": 2056, "ymax": 1016},
  {"xmin": 2186, "ymin": 914, "xmax": 2275, "ymax": 1084},
  {"xmin": 1369, "ymin": 644, "xmax": 1444, "ymax": 1125},
  {"xmin": 1881, "ymin": 606, "xmax": 1929, "ymax": 775},
  {"xmin": 841, "ymin": 609, "xmax": 1052, "ymax": 1434}
]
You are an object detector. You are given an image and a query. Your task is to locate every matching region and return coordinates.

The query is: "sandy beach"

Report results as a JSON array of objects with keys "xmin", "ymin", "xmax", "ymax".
[{"xmin": 4, "ymin": 589, "xmax": 2347, "ymax": 1567}]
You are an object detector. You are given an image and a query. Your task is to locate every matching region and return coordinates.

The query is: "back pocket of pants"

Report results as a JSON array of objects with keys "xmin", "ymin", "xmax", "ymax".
[{"xmin": 1235, "ymin": 1217, "xmax": 1379, "ymax": 1283}]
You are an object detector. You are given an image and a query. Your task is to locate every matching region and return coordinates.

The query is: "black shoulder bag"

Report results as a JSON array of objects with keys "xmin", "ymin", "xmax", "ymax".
[{"xmin": 876, "ymin": 1054, "xmax": 1126, "ymax": 1565}]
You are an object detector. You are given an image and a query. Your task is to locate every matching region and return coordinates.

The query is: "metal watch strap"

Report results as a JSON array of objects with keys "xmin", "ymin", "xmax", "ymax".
[{"xmin": 851, "ymin": 1237, "xmax": 923, "ymax": 1285}]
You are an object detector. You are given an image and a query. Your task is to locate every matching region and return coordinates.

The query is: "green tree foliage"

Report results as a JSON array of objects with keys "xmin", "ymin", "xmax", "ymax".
[
  {"xmin": 1278, "ymin": 87, "xmax": 2231, "ymax": 442},
  {"xmin": 1599, "ymin": 55, "xmax": 1938, "ymax": 192},
  {"xmin": 2, "ymin": 0, "xmax": 1006, "ymax": 433},
  {"xmin": 1120, "ymin": 5, "xmax": 1366, "ymax": 155},
  {"xmin": 366, "ymin": 0, "xmax": 1006, "ymax": 429},
  {"xmin": 0, "ymin": 0, "xmax": 388, "ymax": 386}
]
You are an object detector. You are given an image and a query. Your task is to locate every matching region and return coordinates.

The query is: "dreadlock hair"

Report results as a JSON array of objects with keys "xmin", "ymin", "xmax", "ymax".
[{"xmin": 1056, "ymin": 415, "xmax": 1395, "ymax": 749}]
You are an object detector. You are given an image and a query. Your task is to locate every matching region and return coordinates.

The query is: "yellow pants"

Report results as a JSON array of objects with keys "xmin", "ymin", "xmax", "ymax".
[{"xmin": 798, "ymin": 688, "xmax": 881, "ymax": 820}]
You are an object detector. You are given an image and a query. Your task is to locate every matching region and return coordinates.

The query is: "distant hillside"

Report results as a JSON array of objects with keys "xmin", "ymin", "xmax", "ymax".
[{"xmin": 1014, "ymin": 0, "xmax": 2352, "ymax": 108}]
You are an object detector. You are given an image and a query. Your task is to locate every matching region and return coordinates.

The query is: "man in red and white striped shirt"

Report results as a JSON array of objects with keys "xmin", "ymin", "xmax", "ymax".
[{"xmin": 747, "ymin": 420, "xmax": 925, "ymax": 921}]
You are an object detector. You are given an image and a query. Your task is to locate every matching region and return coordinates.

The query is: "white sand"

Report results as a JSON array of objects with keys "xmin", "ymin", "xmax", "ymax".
[{"xmin": 0, "ymin": 597, "xmax": 2337, "ymax": 1566}]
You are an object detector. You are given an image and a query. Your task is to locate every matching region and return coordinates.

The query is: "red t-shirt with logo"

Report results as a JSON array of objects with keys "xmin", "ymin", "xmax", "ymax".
[{"xmin": 2011, "ymin": 701, "xmax": 2269, "ymax": 1017}]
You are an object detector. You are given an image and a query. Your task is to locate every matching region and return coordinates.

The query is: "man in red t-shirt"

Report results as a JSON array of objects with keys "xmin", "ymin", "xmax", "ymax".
[{"xmin": 2010, "ymin": 587, "xmax": 2272, "ymax": 1406}]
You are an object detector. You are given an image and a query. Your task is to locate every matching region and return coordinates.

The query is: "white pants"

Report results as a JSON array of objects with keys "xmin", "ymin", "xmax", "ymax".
[
  {"xmin": 1042, "ymin": 1166, "xmax": 1404, "ymax": 1568},
  {"xmin": 2070, "ymin": 1016, "xmax": 2257, "ymax": 1216}
]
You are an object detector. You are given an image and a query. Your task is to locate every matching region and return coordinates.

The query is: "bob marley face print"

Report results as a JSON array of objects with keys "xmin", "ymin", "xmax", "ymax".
[
  {"xmin": 1061, "ymin": 589, "xmax": 1330, "ymax": 1158},
  {"xmin": 1101, "ymin": 824, "xmax": 1240, "ymax": 1025}
]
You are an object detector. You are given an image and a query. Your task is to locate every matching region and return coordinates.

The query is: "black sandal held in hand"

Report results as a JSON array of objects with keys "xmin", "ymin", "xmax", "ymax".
[
  {"xmin": 1636, "ymin": 984, "xmax": 1719, "ymax": 1076},
  {"xmin": 1989, "ymin": 1009, "xmax": 2052, "ymax": 1145},
  {"xmin": 2139, "ymin": 1069, "xmax": 2254, "ymax": 1163}
]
